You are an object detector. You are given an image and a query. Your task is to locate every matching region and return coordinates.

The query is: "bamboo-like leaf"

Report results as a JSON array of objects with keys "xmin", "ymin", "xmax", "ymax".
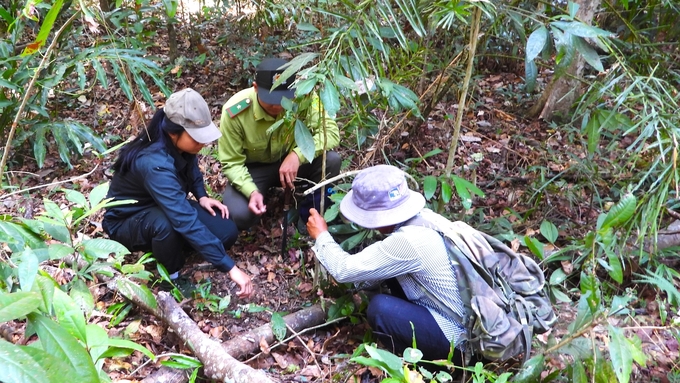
[
  {"xmin": 0, "ymin": 292, "xmax": 41, "ymax": 322},
  {"xmin": 91, "ymin": 60, "xmax": 108, "ymax": 90},
  {"xmin": 600, "ymin": 193, "xmax": 636, "ymax": 230},
  {"xmin": 552, "ymin": 21, "xmax": 613, "ymax": 38},
  {"xmin": 27, "ymin": 313, "xmax": 100, "ymax": 383},
  {"xmin": 273, "ymin": 53, "xmax": 319, "ymax": 89},
  {"xmin": 440, "ymin": 181, "xmax": 453, "ymax": 203},
  {"xmin": 76, "ymin": 61, "xmax": 87, "ymax": 90},
  {"xmin": 608, "ymin": 325, "xmax": 632, "ymax": 383},
  {"xmin": 523, "ymin": 236, "xmax": 544, "ymax": 260},
  {"xmin": 110, "ymin": 60, "xmax": 132, "ymax": 100},
  {"xmin": 585, "ymin": 112, "xmax": 600, "ymax": 154},
  {"xmin": 107, "ymin": 338, "xmax": 154, "ymax": 360},
  {"xmin": 361, "ymin": 344, "xmax": 404, "ymax": 379},
  {"xmin": 22, "ymin": 0, "xmax": 64, "ymax": 55}
]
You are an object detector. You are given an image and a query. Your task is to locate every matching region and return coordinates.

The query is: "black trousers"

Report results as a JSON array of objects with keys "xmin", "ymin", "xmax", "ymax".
[
  {"xmin": 222, "ymin": 151, "xmax": 342, "ymax": 230},
  {"xmin": 105, "ymin": 200, "xmax": 238, "ymax": 274}
]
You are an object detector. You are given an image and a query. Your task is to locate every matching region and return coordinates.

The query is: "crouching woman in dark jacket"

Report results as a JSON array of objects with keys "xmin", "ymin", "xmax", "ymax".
[{"xmin": 103, "ymin": 88, "xmax": 252, "ymax": 298}]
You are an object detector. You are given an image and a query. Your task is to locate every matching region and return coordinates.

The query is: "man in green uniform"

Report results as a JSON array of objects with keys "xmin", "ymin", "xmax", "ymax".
[{"xmin": 218, "ymin": 57, "xmax": 341, "ymax": 230}]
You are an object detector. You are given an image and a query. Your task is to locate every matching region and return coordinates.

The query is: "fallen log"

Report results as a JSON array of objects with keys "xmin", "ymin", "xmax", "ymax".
[
  {"xmin": 156, "ymin": 292, "xmax": 276, "ymax": 383},
  {"xmin": 141, "ymin": 366, "xmax": 189, "ymax": 383},
  {"xmin": 222, "ymin": 304, "xmax": 326, "ymax": 359}
]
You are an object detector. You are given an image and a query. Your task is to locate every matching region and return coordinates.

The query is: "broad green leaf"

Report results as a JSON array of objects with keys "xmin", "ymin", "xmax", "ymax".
[
  {"xmin": 32, "ymin": 274, "xmax": 57, "ymax": 313},
  {"xmin": 80, "ymin": 238, "xmax": 129, "ymax": 259},
  {"xmin": 552, "ymin": 288, "xmax": 572, "ymax": 303},
  {"xmin": 160, "ymin": 354, "xmax": 202, "ymax": 369},
  {"xmin": 22, "ymin": 0, "xmax": 64, "ymax": 55},
  {"xmin": 42, "ymin": 199, "xmax": 65, "ymax": 222},
  {"xmin": 319, "ymin": 78, "xmax": 340, "ymax": 118},
  {"xmin": 402, "ymin": 347, "xmax": 423, "ymax": 364},
  {"xmin": 451, "ymin": 176, "xmax": 484, "ymax": 210},
  {"xmin": 295, "ymin": 77, "xmax": 318, "ymax": 97},
  {"xmin": 523, "ymin": 236, "xmax": 544, "ymax": 260},
  {"xmin": 526, "ymin": 26, "xmax": 548, "ymax": 61},
  {"xmin": 540, "ymin": 220, "xmax": 559, "ymax": 244},
  {"xmin": 606, "ymin": 250, "xmax": 623, "ymax": 284},
  {"xmin": 324, "ymin": 203, "xmax": 340, "ymax": 222},
  {"xmin": 116, "ymin": 279, "xmax": 157, "ymax": 310},
  {"xmin": 63, "ymin": 189, "xmax": 88, "ymax": 208},
  {"xmin": 572, "ymin": 359, "xmax": 587, "ymax": 383},
  {"xmin": 52, "ymin": 288, "xmax": 88, "ymax": 343},
  {"xmin": 340, "ymin": 230, "xmax": 369, "ymax": 251},
  {"xmin": 27, "ymin": 313, "xmax": 100, "ymax": 383},
  {"xmin": 549, "ymin": 269, "xmax": 568, "ymax": 285},
  {"xmin": 48, "ymin": 243, "xmax": 75, "ymax": 260},
  {"xmin": 600, "ymin": 193, "xmax": 636, "ymax": 230},
  {"xmin": 525, "ymin": 59, "xmax": 537, "ymax": 93},
  {"xmin": 89, "ymin": 183, "xmax": 109, "ymax": 209},
  {"xmin": 512, "ymin": 354, "xmax": 544, "ymax": 383},
  {"xmin": 43, "ymin": 222, "xmax": 71, "ymax": 245},
  {"xmin": 270, "ymin": 312, "xmax": 287, "ymax": 342},
  {"xmin": 440, "ymin": 181, "xmax": 453, "ymax": 203},
  {"xmin": 86, "ymin": 324, "xmax": 109, "ymax": 362},
  {"xmin": 363, "ymin": 344, "xmax": 404, "ymax": 379},
  {"xmin": 18, "ymin": 249, "xmax": 39, "ymax": 291},
  {"xmin": 573, "ymin": 36, "xmax": 604, "ymax": 72},
  {"xmin": 70, "ymin": 279, "xmax": 95, "ymax": 317},
  {"xmin": 580, "ymin": 272, "xmax": 601, "ymax": 312},
  {"xmin": 552, "ymin": 21, "xmax": 613, "ymax": 39},
  {"xmin": 594, "ymin": 350, "xmax": 618, "ymax": 383},
  {"xmin": 423, "ymin": 176, "xmax": 437, "ymax": 200},
  {"xmin": 0, "ymin": 339, "xmax": 52, "ymax": 383},
  {"xmin": 627, "ymin": 335, "xmax": 646, "ymax": 366},
  {"xmin": 107, "ymin": 338, "xmax": 154, "ymax": 360},
  {"xmin": 0, "ymin": 292, "xmax": 41, "ymax": 322},
  {"xmin": 0, "ymin": 221, "xmax": 25, "ymax": 250},
  {"xmin": 608, "ymin": 325, "xmax": 632, "ymax": 383},
  {"xmin": 293, "ymin": 119, "xmax": 315, "ymax": 163}
]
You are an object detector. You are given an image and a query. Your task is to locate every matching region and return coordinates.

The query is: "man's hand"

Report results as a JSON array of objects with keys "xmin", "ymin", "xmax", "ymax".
[
  {"xmin": 228, "ymin": 266, "xmax": 253, "ymax": 298},
  {"xmin": 199, "ymin": 196, "xmax": 229, "ymax": 219},
  {"xmin": 279, "ymin": 152, "xmax": 301, "ymax": 189},
  {"xmin": 248, "ymin": 190, "xmax": 267, "ymax": 215},
  {"xmin": 306, "ymin": 208, "xmax": 328, "ymax": 239}
]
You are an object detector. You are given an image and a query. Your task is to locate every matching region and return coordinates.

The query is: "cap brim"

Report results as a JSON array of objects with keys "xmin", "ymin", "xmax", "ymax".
[
  {"xmin": 339, "ymin": 190, "xmax": 425, "ymax": 229},
  {"xmin": 185, "ymin": 121, "xmax": 222, "ymax": 144},
  {"xmin": 257, "ymin": 87, "xmax": 296, "ymax": 105}
]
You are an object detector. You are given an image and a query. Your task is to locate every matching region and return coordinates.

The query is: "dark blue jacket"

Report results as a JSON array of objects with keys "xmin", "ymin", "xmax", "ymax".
[{"xmin": 104, "ymin": 140, "xmax": 235, "ymax": 271}]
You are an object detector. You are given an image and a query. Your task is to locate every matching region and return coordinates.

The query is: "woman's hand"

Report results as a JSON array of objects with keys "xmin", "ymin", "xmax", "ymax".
[
  {"xmin": 228, "ymin": 267, "xmax": 253, "ymax": 298},
  {"xmin": 199, "ymin": 196, "xmax": 229, "ymax": 219}
]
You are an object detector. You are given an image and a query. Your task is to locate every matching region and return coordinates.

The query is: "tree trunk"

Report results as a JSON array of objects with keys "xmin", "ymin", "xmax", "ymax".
[{"xmin": 528, "ymin": 0, "xmax": 601, "ymax": 120}]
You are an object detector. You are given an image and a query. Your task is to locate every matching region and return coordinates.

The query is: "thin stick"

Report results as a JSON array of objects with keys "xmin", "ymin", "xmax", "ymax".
[
  {"xmin": 0, "ymin": 164, "xmax": 99, "ymax": 200},
  {"xmin": 243, "ymin": 316, "xmax": 348, "ymax": 363},
  {"xmin": 302, "ymin": 170, "xmax": 362, "ymax": 196}
]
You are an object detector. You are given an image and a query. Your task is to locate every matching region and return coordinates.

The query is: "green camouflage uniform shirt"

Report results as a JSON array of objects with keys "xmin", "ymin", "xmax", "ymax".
[{"xmin": 217, "ymin": 87, "xmax": 340, "ymax": 198}]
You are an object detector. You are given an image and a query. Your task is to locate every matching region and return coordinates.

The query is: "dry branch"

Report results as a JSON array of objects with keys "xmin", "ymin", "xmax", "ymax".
[
  {"xmin": 156, "ymin": 292, "xmax": 276, "ymax": 383},
  {"xmin": 221, "ymin": 304, "xmax": 326, "ymax": 359}
]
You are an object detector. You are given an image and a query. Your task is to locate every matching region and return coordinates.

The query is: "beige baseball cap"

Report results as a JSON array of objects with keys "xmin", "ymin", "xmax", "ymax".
[{"xmin": 164, "ymin": 88, "xmax": 221, "ymax": 144}]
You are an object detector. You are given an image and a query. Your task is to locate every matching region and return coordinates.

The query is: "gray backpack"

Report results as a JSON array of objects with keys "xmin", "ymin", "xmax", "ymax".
[{"xmin": 406, "ymin": 211, "xmax": 557, "ymax": 364}]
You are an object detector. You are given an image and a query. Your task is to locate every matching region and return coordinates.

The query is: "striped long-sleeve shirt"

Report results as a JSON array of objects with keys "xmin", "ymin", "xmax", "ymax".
[{"xmin": 313, "ymin": 222, "xmax": 467, "ymax": 347}]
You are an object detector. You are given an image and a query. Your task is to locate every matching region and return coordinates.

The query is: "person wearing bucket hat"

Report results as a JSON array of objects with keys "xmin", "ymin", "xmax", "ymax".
[
  {"xmin": 217, "ymin": 57, "xmax": 341, "ymax": 231},
  {"xmin": 306, "ymin": 165, "xmax": 467, "ymax": 367},
  {"xmin": 103, "ymin": 88, "xmax": 253, "ymax": 298}
]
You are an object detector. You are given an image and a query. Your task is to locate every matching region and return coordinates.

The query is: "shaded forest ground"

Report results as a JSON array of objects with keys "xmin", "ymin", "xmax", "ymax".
[{"xmin": 1, "ymin": 8, "xmax": 677, "ymax": 383}]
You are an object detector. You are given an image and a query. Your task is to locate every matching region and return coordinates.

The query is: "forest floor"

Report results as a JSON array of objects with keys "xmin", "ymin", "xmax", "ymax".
[{"xmin": 1, "ymin": 9, "xmax": 678, "ymax": 383}]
